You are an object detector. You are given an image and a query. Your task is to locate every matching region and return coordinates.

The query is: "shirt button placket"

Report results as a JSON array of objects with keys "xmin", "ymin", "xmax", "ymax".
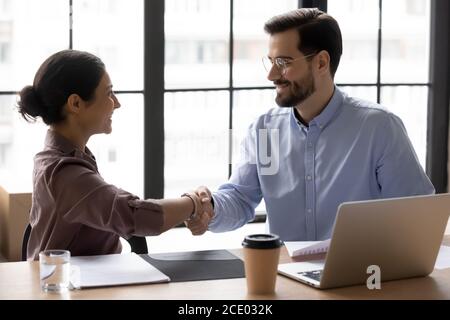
[{"xmin": 304, "ymin": 128, "xmax": 316, "ymax": 240}]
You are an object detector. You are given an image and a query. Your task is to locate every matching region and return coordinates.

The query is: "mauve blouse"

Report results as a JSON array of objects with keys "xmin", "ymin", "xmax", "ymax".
[{"xmin": 27, "ymin": 130, "xmax": 164, "ymax": 260}]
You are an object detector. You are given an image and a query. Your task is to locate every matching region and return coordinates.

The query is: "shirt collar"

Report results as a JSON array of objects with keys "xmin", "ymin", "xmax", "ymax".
[
  {"xmin": 291, "ymin": 86, "xmax": 344, "ymax": 130},
  {"xmin": 44, "ymin": 129, "xmax": 96, "ymax": 163}
]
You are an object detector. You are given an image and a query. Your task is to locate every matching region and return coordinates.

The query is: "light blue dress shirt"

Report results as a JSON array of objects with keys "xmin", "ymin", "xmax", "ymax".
[{"xmin": 210, "ymin": 87, "xmax": 435, "ymax": 241}]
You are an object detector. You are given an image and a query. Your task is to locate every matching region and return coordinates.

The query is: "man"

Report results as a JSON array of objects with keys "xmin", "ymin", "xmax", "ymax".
[{"xmin": 186, "ymin": 8, "xmax": 434, "ymax": 241}]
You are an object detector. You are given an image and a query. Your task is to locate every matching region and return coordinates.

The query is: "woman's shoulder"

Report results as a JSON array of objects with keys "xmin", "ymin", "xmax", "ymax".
[{"xmin": 34, "ymin": 148, "xmax": 98, "ymax": 183}]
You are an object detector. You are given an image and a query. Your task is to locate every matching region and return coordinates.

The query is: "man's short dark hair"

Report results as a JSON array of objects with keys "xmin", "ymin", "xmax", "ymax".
[{"xmin": 264, "ymin": 8, "xmax": 343, "ymax": 78}]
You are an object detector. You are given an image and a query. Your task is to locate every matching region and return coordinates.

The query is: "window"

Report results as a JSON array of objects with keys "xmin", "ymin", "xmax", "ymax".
[
  {"xmin": 0, "ymin": 0, "xmax": 144, "ymax": 197},
  {"xmin": 0, "ymin": 42, "xmax": 11, "ymax": 63},
  {"xmin": 0, "ymin": 95, "xmax": 47, "ymax": 189},
  {"xmin": 0, "ymin": 0, "xmax": 67, "ymax": 189},
  {"xmin": 72, "ymin": 0, "xmax": 144, "ymax": 197},
  {"xmin": 163, "ymin": 0, "xmax": 431, "ymax": 208},
  {"xmin": 328, "ymin": 0, "xmax": 430, "ymax": 168},
  {"xmin": 0, "ymin": 95, "xmax": 12, "ymax": 167},
  {"xmin": 164, "ymin": 0, "xmax": 298, "ymax": 217},
  {"xmin": 0, "ymin": 0, "xmax": 12, "ymax": 13}
]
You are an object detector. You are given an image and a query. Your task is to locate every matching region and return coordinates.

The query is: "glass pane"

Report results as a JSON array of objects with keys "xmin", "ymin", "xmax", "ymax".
[
  {"xmin": 0, "ymin": 94, "xmax": 143, "ymax": 196},
  {"xmin": 381, "ymin": 86, "xmax": 427, "ymax": 169},
  {"xmin": 0, "ymin": 94, "xmax": 47, "ymax": 191},
  {"xmin": 0, "ymin": 0, "xmax": 67, "ymax": 91},
  {"xmin": 88, "ymin": 94, "xmax": 144, "ymax": 198},
  {"xmin": 165, "ymin": 91, "xmax": 229, "ymax": 198},
  {"xmin": 233, "ymin": 0, "xmax": 298, "ymax": 87},
  {"xmin": 232, "ymin": 89, "xmax": 275, "ymax": 164},
  {"xmin": 165, "ymin": 0, "xmax": 230, "ymax": 89},
  {"xmin": 338, "ymin": 85, "xmax": 377, "ymax": 102},
  {"xmin": 72, "ymin": 0, "xmax": 143, "ymax": 91},
  {"xmin": 328, "ymin": 0, "xmax": 379, "ymax": 83},
  {"xmin": 232, "ymin": 89, "xmax": 276, "ymax": 214},
  {"xmin": 381, "ymin": 0, "xmax": 430, "ymax": 83}
]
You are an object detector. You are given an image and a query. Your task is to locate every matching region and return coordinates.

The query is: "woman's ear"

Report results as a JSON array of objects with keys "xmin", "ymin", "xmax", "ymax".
[{"xmin": 66, "ymin": 94, "xmax": 83, "ymax": 115}]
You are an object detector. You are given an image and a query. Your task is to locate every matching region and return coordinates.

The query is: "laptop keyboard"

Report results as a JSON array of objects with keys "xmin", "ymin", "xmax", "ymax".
[{"xmin": 299, "ymin": 270, "xmax": 322, "ymax": 282}]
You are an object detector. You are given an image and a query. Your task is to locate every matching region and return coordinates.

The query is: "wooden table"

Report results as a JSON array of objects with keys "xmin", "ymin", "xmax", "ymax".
[{"xmin": 1, "ymin": 236, "xmax": 450, "ymax": 300}]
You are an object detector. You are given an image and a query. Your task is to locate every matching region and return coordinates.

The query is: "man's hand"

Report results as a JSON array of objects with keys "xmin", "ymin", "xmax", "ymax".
[{"xmin": 184, "ymin": 186, "xmax": 214, "ymax": 235}]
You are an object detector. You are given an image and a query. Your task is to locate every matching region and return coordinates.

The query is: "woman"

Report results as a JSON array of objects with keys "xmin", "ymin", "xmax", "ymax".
[{"xmin": 18, "ymin": 49, "xmax": 206, "ymax": 260}]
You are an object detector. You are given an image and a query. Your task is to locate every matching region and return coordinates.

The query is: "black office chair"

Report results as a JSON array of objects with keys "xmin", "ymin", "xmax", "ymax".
[
  {"xmin": 126, "ymin": 236, "xmax": 148, "ymax": 254},
  {"xmin": 21, "ymin": 223, "xmax": 32, "ymax": 261},
  {"xmin": 21, "ymin": 222, "xmax": 148, "ymax": 260}
]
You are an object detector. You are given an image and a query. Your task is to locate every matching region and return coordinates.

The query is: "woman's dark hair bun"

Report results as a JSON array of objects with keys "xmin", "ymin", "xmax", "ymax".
[
  {"xmin": 17, "ymin": 85, "xmax": 44, "ymax": 122},
  {"xmin": 17, "ymin": 49, "xmax": 105, "ymax": 125}
]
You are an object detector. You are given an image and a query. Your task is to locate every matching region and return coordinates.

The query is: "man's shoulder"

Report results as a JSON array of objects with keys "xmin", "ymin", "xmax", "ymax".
[
  {"xmin": 251, "ymin": 107, "xmax": 291, "ymax": 128},
  {"xmin": 344, "ymin": 94, "xmax": 387, "ymax": 114},
  {"xmin": 342, "ymin": 94, "xmax": 398, "ymax": 124}
]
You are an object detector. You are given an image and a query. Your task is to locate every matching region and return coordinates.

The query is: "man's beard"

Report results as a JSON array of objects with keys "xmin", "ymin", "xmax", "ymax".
[{"xmin": 274, "ymin": 71, "xmax": 315, "ymax": 108}]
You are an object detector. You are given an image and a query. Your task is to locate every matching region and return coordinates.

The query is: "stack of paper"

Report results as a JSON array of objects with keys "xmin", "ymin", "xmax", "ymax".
[
  {"xmin": 70, "ymin": 253, "xmax": 170, "ymax": 289},
  {"xmin": 284, "ymin": 239, "xmax": 330, "ymax": 258}
]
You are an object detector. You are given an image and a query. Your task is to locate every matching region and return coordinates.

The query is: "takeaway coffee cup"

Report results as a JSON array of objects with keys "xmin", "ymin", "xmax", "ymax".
[{"xmin": 242, "ymin": 234, "xmax": 282, "ymax": 295}]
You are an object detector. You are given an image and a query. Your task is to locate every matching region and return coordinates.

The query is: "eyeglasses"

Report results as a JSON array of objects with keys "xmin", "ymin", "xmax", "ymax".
[{"xmin": 262, "ymin": 53, "xmax": 317, "ymax": 75}]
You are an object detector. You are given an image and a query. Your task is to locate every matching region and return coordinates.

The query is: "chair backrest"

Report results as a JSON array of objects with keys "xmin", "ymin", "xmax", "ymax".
[
  {"xmin": 21, "ymin": 223, "xmax": 32, "ymax": 261},
  {"xmin": 126, "ymin": 236, "xmax": 148, "ymax": 254}
]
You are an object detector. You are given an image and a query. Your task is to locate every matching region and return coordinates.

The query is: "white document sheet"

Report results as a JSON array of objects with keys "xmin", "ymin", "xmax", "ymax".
[
  {"xmin": 284, "ymin": 239, "xmax": 330, "ymax": 257},
  {"xmin": 435, "ymin": 246, "xmax": 450, "ymax": 270},
  {"xmin": 70, "ymin": 253, "xmax": 170, "ymax": 289}
]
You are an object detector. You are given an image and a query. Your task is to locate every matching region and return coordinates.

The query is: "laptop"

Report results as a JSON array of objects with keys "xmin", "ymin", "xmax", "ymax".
[{"xmin": 278, "ymin": 193, "xmax": 450, "ymax": 289}]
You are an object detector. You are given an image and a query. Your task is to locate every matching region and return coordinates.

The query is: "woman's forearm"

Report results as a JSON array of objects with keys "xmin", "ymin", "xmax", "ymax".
[{"xmin": 153, "ymin": 197, "xmax": 194, "ymax": 233}]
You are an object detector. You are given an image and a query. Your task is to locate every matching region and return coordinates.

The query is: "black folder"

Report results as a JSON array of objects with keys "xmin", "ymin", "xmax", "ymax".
[{"xmin": 139, "ymin": 249, "xmax": 245, "ymax": 282}]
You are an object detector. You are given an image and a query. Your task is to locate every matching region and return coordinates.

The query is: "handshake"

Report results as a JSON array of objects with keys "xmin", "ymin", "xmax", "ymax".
[{"xmin": 183, "ymin": 186, "xmax": 215, "ymax": 235}]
